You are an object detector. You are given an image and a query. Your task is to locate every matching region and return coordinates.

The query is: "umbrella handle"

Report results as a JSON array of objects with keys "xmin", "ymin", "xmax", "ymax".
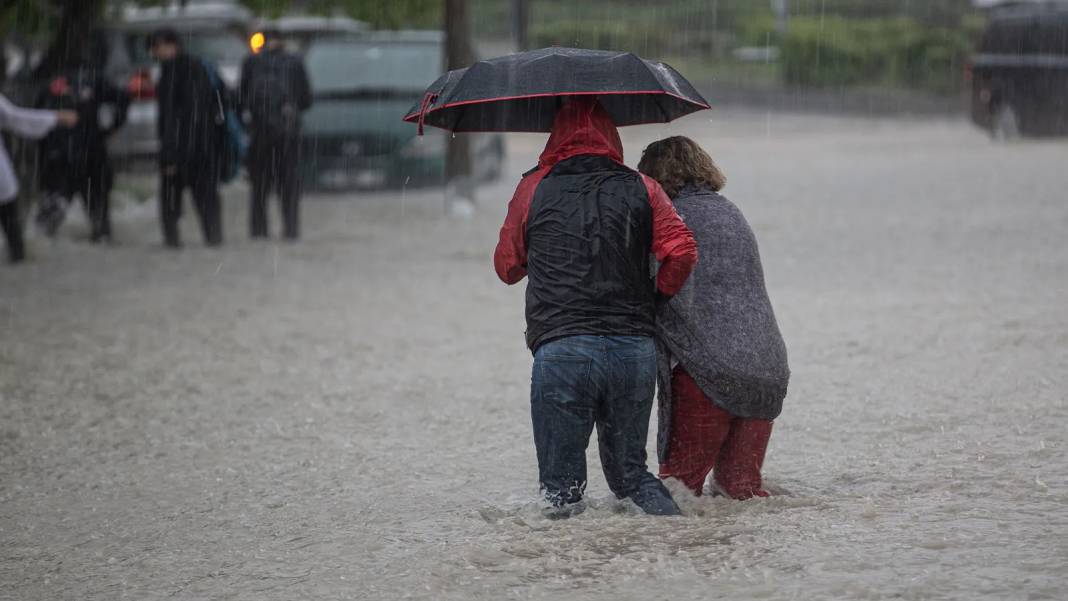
[{"xmin": 417, "ymin": 92, "xmax": 438, "ymax": 136}]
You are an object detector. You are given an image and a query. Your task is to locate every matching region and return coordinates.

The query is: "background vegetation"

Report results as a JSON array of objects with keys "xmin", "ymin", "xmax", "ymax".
[
  {"xmin": 472, "ymin": 0, "xmax": 983, "ymax": 94},
  {"xmin": 2, "ymin": 0, "xmax": 986, "ymax": 94}
]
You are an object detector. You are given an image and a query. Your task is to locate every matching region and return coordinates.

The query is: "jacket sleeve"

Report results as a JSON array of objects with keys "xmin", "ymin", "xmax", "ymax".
[
  {"xmin": 237, "ymin": 55, "xmax": 252, "ymax": 119},
  {"xmin": 98, "ymin": 78, "xmax": 130, "ymax": 136},
  {"xmin": 493, "ymin": 168, "xmax": 545, "ymax": 284},
  {"xmin": 0, "ymin": 94, "xmax": 57, "ymax": 139},
  {"xmin": 157, "ymin": 63, "xmax": 178, "ymax": 166},
  {"xmin": 293, "ymin": 58, "xmax": 312, "ymax": 111},
  {"xmin": 642, "ymin": 174, "xmax": 698, "ymax": 296}
]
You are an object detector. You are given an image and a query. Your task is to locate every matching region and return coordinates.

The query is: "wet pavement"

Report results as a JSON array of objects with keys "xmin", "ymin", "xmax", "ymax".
[{"xmin": 2, "ymin": 111, "xmax": 1067, "ymax": 600}]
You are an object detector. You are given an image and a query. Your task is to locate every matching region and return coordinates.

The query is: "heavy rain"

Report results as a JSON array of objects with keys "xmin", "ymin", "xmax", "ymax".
[{"xmin": 1, "ymin": 1, "xmax": 1067, "ymax": 599}]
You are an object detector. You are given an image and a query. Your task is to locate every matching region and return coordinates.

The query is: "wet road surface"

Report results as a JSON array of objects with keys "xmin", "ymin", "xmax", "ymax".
[{"xmin": 2, "ymin": 111, "xmax": 1067, "ymax": 600}]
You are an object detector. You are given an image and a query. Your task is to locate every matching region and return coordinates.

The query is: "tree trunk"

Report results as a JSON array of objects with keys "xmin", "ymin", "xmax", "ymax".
[
  {"xmin": 36, "ymin": 0, "xmax": 106, "ymax": 77},
  {"xmin": 512, "ymin": 0, "xmax": 530, "ymax": 51},
  {"xmin": 443, "ymin": 0, "xmax": 475, "ymax": 212}
]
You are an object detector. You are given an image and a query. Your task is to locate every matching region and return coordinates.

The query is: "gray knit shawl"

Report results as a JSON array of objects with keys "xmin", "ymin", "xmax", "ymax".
[{"xmin": 656, "ymin": 185, "xmax": 790, "ymax": 463}]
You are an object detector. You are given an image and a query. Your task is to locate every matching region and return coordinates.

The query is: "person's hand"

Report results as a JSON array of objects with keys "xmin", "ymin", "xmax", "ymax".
[
  {"xmin": 162, "ymin": 165, "xmax": 177, "ymax": 177},
  {"xmin": 55, "ymin": 110, "xmax": 78, "ymax": 128}
]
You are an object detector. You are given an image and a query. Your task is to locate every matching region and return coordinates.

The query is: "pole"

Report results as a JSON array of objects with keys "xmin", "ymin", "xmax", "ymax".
[
  {"xmin": 771, "ymin": 0, "xmax": 788, "ymax": 34},
  {"xmin": 444, "ymin": 0, "xmax": 476, "ymax": 213},
  {"xmin": 512, "ymin": 0, "xmax": 530, "ymax": 52}
]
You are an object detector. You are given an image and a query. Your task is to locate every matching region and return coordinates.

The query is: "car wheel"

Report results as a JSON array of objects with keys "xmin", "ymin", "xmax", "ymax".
[{"xmin": 991, "ymin": 102, "xmax": 1020, "ymax": 141}]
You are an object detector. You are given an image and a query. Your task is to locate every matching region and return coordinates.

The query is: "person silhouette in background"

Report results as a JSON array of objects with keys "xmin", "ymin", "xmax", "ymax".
[
  {"xmin": 494, "ymin": 97, "xmax": 698, "ymax": 518},
  {"xmin": 148, "ymin": 28, "xmax": 224, "ymax": 248},
  {"xmin": 239, "ymin": 28, "xmax": 311, "ymax": 241},
  {"xmin": 0, "ymin": 94, "xmax": 77, "ymax": 263},
  {"xmin": 35, "ymin": 39, "xmax": 129, "ymax": 242}
]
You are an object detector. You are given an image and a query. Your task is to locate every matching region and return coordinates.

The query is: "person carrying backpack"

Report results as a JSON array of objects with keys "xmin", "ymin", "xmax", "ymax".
[
  {"xmin": 239, "ymin": 29, "xmax": 311, "ymax": 240},
  {"xmin": 147, "ymin": 28, "xmax": 225, "ymax": 248}
]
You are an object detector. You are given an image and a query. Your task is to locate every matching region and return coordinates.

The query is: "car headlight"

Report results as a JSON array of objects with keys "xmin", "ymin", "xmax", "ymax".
[{"xmin": 399, "ymin": 131, "xmax": 447, "ymax": 158}]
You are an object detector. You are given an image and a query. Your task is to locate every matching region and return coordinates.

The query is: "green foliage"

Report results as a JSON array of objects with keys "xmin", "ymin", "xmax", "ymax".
[
  {"xmin": 0, "ymin": 1, "xmax": 49, "ymax": 38},
  {"xmin": 1, "ymin": 0, "xmax": 105, "ymax": 39},
  {"xmin": 733, "ymin": 12, "xmax": 780, "ymax": 48},
  {"xmin": 128, "ymin": 0, "xmax": 440, "ymax": 28},
  {"xmin": 528, "ymin": 20, "xmax": 670, "ymax": 56},
  {"xmin": 780, "ymin": 16, "xmax": 977, "ymax": 93},
  {"xmin": 239, "ymin": 0, "xmax": 290, "ymax": 18},
  {"xmin": 787, "ymin": 0, "xmax": 976, "ymax": 27},
  {"xmin": 242, "ymin": 0, "xmax": 440, "ymax": 29}
]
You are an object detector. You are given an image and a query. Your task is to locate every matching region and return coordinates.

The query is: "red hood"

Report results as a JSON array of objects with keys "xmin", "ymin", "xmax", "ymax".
[{"xmin": 538, "ymin": 97, "xmax": 623, "ymax": 169}]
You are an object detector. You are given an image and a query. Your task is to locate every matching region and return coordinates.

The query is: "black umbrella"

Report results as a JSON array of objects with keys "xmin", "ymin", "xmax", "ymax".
[{"xmin": 403, "ymin": 47, "xmax": 710, "ymax": 134}]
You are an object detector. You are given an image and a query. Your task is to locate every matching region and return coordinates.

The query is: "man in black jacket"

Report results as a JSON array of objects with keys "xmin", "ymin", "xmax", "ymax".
[
  {"xmin": 239, "ymin": 29, "xmax": 311, "ymax": 240},
  {"xmin": 148, "ymin": 28, "xmax": 223, "ymax": 247}
]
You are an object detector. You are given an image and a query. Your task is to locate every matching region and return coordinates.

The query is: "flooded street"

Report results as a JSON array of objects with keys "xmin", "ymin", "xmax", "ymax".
[{"xmin": 2, "ymin": 110, "xmax": 1067, "ymax": 600}]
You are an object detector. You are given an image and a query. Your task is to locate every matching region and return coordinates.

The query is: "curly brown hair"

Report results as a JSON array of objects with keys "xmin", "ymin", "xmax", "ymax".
[{"xmin": 637, "ymin": 136, "xmax": 726, "ymax": 198}]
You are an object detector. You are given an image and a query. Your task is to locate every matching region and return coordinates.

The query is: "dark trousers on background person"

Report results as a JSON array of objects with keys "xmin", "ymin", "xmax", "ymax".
[
  {"xmin": 1, "ymin": 201, "xmax": 25, "ymax": 263},
  {"xmin": 249, "ymin": 134, "xmax": 301, "ymax": 240},
  {"xmin": 41, "ymin": 162, "xmax": 115, "ymax": 241},
  {"xmin": 659, "ymin": 366, "xmax": 773, "ymax": 500},
  {"xmin": 75, "ymin": 165, "xmax": 114, "ymax": 242},
  {"xmin": 160, "ymin": 163, "xmax": 222, "ymax": 247},
  {"xmin": 530, "ymin": 334, "xmax": 681, "ymax": 517}
]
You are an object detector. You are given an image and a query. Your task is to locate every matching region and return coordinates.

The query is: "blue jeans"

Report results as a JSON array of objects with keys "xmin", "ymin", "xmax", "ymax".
[{"xmin": 531, "ymin": 335, "xmax": 680, "ymax": 515}]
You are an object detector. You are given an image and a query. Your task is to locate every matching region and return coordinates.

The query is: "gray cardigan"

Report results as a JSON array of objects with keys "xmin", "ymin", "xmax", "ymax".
[{"xmin": 655, "ymin": 185, "xmax": 789, "ymax": 462}]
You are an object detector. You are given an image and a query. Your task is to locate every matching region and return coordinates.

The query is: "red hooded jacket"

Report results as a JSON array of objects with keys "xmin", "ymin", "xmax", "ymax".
[{"xmin": 493, "ymin": 97, "xmax": 698, "ymax": 350}]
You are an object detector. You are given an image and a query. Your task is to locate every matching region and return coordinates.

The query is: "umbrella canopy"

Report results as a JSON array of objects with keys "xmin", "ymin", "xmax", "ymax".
[{"xmin": 403, "ymin": 47, "xmax": 710, "ymax": 134}]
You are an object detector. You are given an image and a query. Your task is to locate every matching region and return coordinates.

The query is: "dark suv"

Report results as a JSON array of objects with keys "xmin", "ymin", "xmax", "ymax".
[{"xmin": 970, "ymin": 3, "xmax": 1068, "ymax": 138}]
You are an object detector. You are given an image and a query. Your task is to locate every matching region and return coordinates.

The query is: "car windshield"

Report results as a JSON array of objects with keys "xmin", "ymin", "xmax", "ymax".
[
  {"xmin": 185, "ymin": 32, "xmax": 247, "ymax": 62},
  {"xmin": 126, "ymin": 29, "xmax": 247, "ymax": 65},
  {"xmin": 305, "ymin": 41, "xmax": 442, "ymax": 93}
]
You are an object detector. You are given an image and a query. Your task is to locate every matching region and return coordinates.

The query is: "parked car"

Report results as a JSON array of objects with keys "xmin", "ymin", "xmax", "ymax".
[
  {"xmin": 300, "ymin": 31, "xmax": 504, "ymax": 190},
  {"xmin": 253, "ymin": 15, "xmax": 369, "ymax": 54},
  {"xmin": 969, "ymin": 3, "xmax": 1068, "ymax": 138},
  {"xmin": 101, "ymin": 1, "xmax": 253, "ymax": 167}
]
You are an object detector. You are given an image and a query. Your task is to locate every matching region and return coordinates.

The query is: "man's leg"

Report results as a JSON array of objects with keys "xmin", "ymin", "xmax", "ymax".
[
  {"xmin": 601, "ymin": 336, "xmax": 680, "ymax": 516},
  {"xmin": 35, "ymin": 188, "xmax": 70, "ymax": 238},
  {"xmin": 192, "ymin": 163, "xmax": 223, "ymax": 246},
  {"xmin": 81, "ymin": 164, "xmax": 113, "ymax": 242},
  {"xmin": 0, "ymin": 201, "xmax": 25, "ymax": 263},
  {"xmin": 249, "ymin": 137, "xmax": 271, "ymax": 238},
  {"xmin": 159, "ymin": 173, "xmax": 182, "ymax": 247},
  {"xmin": 278, "ymin": 138, "xmax": 301, "ymax": 240},
  {"xmin": 713, "ymin": 418, "xmax": 773, "ymax": 500},
  {"xmin": 658, "ymin": 366, "xmax": 732, "ymax": 496},
  {"xmin": 530, "ymin": 336, "xmax": 598, "ymax": 515}
]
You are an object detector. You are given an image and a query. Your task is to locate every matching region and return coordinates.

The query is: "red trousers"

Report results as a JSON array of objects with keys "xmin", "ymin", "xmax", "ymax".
[{"xmin": 659, "ymin": 366, "xmax": 773, "ymax": 499}]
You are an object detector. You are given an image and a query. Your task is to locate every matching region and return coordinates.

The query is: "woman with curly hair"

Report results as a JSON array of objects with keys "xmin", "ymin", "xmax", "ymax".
[{"xmin": 638, "ymin": 136, "xmax": 789, "ymax": 499}]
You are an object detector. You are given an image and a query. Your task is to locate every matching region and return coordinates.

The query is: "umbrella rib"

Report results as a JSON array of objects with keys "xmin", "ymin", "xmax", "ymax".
[{"xmin": 655, "ymin": 93, "xmax": 672, "ymax": 123}]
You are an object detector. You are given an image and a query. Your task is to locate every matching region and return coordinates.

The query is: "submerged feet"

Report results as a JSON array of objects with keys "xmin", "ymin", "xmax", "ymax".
[
  {"xmin": 541, "ymin": 500, "xmax": 587, "ymax": 520},
  {"xmin": 541, "ymin": 480, "xmax": 681, "ymax": 519},
  {"xmin": 628, "ymin": 479, "xmax": 682, "ymax": 516}
]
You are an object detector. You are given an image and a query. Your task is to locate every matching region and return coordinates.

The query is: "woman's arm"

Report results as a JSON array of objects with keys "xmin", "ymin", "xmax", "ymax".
[
  {"xmin": 642, "ymin": 174, "xmax": 698, "ymax": 296},
  {"xmin": 0, "ymin": 94, "xmax": 60, "ymax": 139}
]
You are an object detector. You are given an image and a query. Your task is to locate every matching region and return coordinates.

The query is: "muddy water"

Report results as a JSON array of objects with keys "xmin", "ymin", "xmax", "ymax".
[{"xmin": 2, "ymin": 112, "xmax": 1066, "ymax": 600}]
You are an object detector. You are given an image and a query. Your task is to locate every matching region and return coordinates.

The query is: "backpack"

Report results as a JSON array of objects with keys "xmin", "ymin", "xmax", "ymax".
[
  {"xmin": 200, "ymin": 58, "xmax": 248, "ymax": 183},
  {"xmin": 247, "ymin": 56, "xmax": 299, "ymax": 139}
]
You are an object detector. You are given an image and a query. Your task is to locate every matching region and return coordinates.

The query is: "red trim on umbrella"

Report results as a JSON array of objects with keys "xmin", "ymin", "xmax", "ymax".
[
  {"xmin": 409, "ymin": 118, "xmax": 701, "ymax": 134},
  {"xmin": 402, "ymin": 89, "xmax": 710, "ymax": 123},
  {"xmin": 415, "ymin": 91, "xmax": 438, "ymax": 136}
]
